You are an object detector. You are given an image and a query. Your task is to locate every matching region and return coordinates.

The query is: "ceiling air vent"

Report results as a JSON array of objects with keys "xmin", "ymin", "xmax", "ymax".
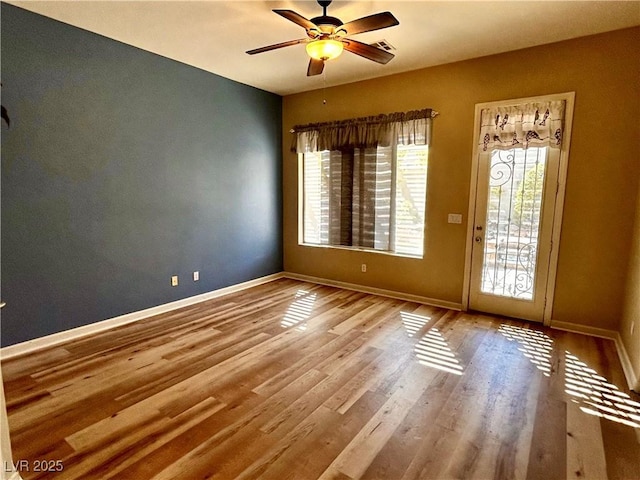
[{"xmin": 371, "ymin": 40, "xmax": 396, "ymax": 51}]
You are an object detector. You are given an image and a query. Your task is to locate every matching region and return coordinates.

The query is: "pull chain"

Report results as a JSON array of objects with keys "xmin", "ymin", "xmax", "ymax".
[{"xmin": 322, "ymin": 67, "xmax": 327, "ymax": 105}]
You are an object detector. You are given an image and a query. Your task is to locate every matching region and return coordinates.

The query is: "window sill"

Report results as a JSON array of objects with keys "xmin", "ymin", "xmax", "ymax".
[{"xmin": 298, "ymin": 242, "xmax": 423, "ymax": 260}]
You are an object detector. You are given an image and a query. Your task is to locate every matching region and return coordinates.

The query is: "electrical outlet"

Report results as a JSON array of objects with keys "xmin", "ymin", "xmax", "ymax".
[
  {"xmin": 193, "ymin": 271, "xmax": 199, "ymax": 281},
  {"xmin": 361, "ymin": 263, "xmax": 367, "ymax": 273},
  {"xmin": 171, "ymin": 275, "xmax": 178, "ymax": 287}
]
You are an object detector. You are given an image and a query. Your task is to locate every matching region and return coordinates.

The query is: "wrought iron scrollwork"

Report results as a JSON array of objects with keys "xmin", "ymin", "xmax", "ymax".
[
  {"xmin": 480, "ymin": 147, "xmax": 546, "ymax": 301},
  {"xmin": 489, "ymin": 150, "xmax": 515, "ymax": 188}
]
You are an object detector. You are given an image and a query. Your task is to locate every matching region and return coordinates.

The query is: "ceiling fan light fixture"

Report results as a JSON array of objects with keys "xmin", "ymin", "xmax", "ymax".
[
  {"xmin": 306, "ymin": 39, "xmax": 344, "ymax": 61},
  {"xmin": 247, "ymin": 1, "xmax": 398, "ymax": 76}
]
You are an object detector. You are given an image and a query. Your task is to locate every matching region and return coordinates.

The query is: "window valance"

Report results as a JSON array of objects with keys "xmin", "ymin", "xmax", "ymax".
[
  {"xmin": 478, "ymin": 101, "xmax": 566, "ymax": 152},
  {"xmin": 291, "ymin": 108, "xmax": 436, "ymax": 153}
]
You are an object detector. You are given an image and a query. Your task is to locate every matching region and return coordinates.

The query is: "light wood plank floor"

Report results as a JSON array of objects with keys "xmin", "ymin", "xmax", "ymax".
[{"xmin": 2, "ymin": 278, "xmax": 639, "ymax": 479}]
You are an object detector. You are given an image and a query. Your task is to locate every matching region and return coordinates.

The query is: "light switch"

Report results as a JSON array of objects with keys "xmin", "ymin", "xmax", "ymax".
[{"xmin": 448, "ymin": 214, "xmax": 463, "ymax": 224}]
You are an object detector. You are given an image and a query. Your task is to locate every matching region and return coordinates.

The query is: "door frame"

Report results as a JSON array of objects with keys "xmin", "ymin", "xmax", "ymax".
[{"xmin": 462, "ymin": 92, "xmax": 576, "ymax": 325}]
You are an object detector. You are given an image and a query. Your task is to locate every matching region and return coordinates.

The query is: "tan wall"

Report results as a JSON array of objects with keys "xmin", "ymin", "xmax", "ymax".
[
  {"xmin": 622, "ymin": 184, "xmax": 640, "ymax": 389},
  {"xmin": 282, "ymin": 27, "xmax": 640, "ymax": 331}
]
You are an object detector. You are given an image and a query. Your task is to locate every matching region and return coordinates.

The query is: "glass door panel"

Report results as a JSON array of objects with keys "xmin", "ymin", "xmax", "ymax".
[{"xmin": 481, "ymin": 147, "xmax": 547, "ymax": 300}]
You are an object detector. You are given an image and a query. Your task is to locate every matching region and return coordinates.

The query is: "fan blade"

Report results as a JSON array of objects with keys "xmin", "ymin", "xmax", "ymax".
[
  {"xmin": 274, "ymin": 10, "xmax": 319, "ymax": 32},
  {"xmin": 340, "ymin": 12, "xmax": 399, "ymax": 36},
  {"xmin": 246, "ymin": 38, "xmax": 307, "ymax": 55},
  {"xmin": 343, "ymin": 39, "xmax": 395, "ymax": 64},
  {"xmin": 307, "ymin": 58, "xmax": 325, "ymax": 76}
]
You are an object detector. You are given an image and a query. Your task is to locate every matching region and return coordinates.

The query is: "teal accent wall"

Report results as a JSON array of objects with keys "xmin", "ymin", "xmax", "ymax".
[{"xmin": 1, "ymin": 4, "xmax": 283, "ymax": 346}]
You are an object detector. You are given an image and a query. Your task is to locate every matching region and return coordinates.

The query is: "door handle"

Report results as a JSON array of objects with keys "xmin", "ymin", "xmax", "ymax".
[{"xmin": 0, "ymin": 302, "xmax": 6, "ymax": 309}]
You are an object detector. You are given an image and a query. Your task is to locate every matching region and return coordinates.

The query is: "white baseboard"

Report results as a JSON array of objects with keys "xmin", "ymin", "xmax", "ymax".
[
  {"xmin": 0, "ymin": 273, "xmax": 284, "ymax": 360},
  {"xmin": 613, "ymin": 333, "xmax": 639, "ymax": 393},
  {"xmin": 550, "ymin": 320, "xmax": 618, "ymax": 341},
  {"xmin": 283, "ymin": 272, "xmax": 463, "ymax": 311},
  {"xmin": 550, "ymin": 319, "xmax": 639, "ymax": 392}
]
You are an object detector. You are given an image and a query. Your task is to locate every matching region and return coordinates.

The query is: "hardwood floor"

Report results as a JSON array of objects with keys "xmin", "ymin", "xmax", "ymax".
[{"xmin": 2, "ymin": 278, "xmax": 639, "ymax": 479}]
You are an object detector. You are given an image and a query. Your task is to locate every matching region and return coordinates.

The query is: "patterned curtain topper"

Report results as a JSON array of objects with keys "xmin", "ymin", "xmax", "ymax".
[{"xmin": 479, "ymin": 100, "xmax": 565, "ymax": 152}]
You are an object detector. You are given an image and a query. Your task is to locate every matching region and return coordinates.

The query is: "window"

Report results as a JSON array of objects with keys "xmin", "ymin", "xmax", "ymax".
[
  {"xmin": 292, "ymin": 108, "xmax": 434, "ymax": 257},
  {"xmin": 301, "ymin": 141, "xmax": 428, "ymax": 257}
]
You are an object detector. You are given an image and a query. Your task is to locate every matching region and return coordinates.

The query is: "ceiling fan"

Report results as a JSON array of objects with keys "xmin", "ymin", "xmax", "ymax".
[{"xmin": 246, "ymin": 0, "xmax": 399, "ymax": 76}]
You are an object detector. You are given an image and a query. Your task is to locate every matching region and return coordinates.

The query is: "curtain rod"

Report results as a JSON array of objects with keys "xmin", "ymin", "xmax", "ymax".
[{"xmin": 289, "ymin": 109, "xmax": 439, "ymax": 134}]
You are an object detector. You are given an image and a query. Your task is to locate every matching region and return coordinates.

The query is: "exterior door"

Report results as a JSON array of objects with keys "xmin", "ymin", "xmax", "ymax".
[{"xmin": 466, "ymin": 94, "xmax": 574, "ymax": 323}]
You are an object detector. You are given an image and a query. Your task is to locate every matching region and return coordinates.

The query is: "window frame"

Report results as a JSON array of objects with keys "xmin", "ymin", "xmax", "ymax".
[{"xmin": 298, "ymin": 141, "xmax": 429, "ymax": 259}]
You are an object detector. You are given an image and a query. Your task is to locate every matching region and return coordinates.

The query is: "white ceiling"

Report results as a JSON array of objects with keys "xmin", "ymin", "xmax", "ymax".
[{"xmin": 7, "ymin": 1, "xmax": 640, "ymax": 95}]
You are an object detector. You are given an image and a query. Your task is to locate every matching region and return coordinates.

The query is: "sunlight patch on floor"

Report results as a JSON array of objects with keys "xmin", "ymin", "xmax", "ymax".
[
  {"xmin": 564, "ymin": 351, "xmax": 640, "ymax": 429},
  {"xmin": 281, "ymin": 290, "xmax": 316, "ymax": 331},
  {"xmin": 400, "ymin": 311, "xmax": 431, "ymax": 337},
  {"xmin": 498, "ymin": 324, "xmax": 553, "ymax": 376},
  {"xmin": 414, "ymin": 328, "xmax": 464, "ymax": 375},
  {"xmin": 400, "ymin": 312, "xmax": 462, "ymax": 375}
]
